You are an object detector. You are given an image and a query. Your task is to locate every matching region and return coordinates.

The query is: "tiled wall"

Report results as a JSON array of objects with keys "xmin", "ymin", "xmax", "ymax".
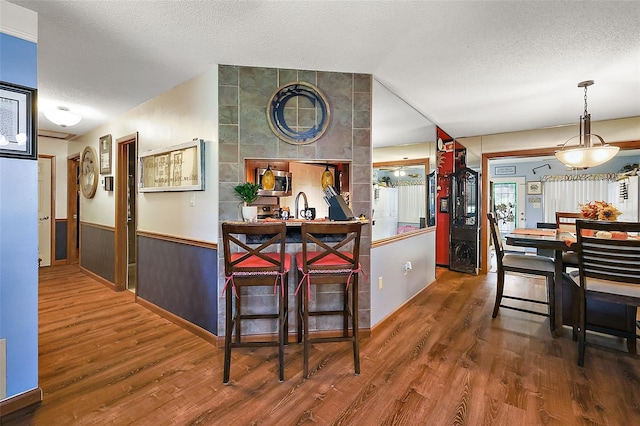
[{"xmin": 218, "ymin": 65, "xmax": 372, "ymax": 336}]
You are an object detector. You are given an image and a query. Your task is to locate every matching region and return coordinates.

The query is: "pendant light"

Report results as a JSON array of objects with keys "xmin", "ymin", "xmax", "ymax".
[
  {"xmin": 262, "ymin": 164, "xmax": 275, "ymax": 190},
  {"xmin": 555, "ymin": 80, "xmax": 619, "ymax": 169},
  {"xmin": 321, "ymin": 165, "xmax": 334, "ymax": 189}
]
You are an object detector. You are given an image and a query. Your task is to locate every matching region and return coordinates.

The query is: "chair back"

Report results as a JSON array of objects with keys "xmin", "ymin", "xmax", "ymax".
[
  {"xmin": 556, "ymin": 212, "xmax": 582, "ymax": 233},
  {"xmin": 575, "ymin": 220, "xmax": 640, "ymax": 286},
  {"xmin": 222, "ymin": 222, "xmax": 288, "ymax": 276},
  {"xmin": 298, "ymin": 222, "xmax": 362, "ymax": 274},
  {"xmin": 487, "ymin": 212, "xmax": 504, "ymax": 266}
]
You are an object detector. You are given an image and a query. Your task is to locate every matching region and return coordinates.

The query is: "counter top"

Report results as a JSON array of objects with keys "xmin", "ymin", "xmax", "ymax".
[{"xmin": 223, "ymin": 218, "xmax": 368, "ymax": 227}]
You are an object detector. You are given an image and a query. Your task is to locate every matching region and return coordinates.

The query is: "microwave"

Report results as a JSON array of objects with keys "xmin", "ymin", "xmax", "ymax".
[{"xmin": 255, "ymin": 168, "xmax": 292, "ymax": 197}]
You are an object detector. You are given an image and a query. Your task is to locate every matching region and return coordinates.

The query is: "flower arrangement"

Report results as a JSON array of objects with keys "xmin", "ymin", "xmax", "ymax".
[{"xmin": 579, "ymin": 201, "xmax": 621, "ymax": 221}]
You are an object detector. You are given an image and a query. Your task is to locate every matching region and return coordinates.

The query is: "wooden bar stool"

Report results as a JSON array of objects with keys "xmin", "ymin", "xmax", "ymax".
[
  {"xmin": 221, "ymin": 222, "xmax": 290, "ymax": 383},
  {"xmin": 295, "ymin": 222, "xmax": 363, "ymax": 379}
]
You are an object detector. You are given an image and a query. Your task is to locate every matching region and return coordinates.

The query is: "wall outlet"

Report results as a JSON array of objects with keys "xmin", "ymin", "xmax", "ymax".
[{"xmin": 378, "ymin": 276, "xmax": 383, "ymax": 289}]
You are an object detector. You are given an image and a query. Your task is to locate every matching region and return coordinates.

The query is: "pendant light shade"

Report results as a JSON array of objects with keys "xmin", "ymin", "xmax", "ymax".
[
  {"xmin": 555, "ymin": 80, "xmax": 618, "ymax": 169},
  {"xmin": 321, "ymin": 165, "xmax": 334, "ymax": 189},
  {"xmin": 262, "ymin": 164, "xmax": 275, "ymax": 190}
]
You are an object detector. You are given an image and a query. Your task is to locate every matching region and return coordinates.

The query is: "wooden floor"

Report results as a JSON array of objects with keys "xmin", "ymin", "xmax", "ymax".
[{"xmin": 3, "ymin": 264, "xmax": 640, "ymax": 425}]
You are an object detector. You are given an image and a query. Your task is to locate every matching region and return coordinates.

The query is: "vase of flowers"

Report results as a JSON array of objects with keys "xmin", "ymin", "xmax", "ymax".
[
  {"xmin": 234, "ymin": 182, "xmax": 260, "ymax": 222},
  {"xmin": 579, "ymin": 200, "xmax": 622, "ymax": 221}
]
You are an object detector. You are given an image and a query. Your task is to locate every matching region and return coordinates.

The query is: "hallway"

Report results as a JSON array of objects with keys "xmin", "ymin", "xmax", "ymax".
[{"xmin": 3, "ymin": 265, "xmax": 639, "ymax": 425}]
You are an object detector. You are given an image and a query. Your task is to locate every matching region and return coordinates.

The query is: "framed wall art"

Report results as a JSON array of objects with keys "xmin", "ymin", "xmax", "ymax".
[
  {"xmin": 99, "ymin": 134, "xmax": 112, "ymax": 174},
  {"xmin": 139, "ymin": 139, "xmax": 205, "ymax": 192},
  {"xmin": 439, "ymin": 197, "xmax": 450, "ymax": 213},
  {"xmin": 494, "ymin": 165, "xmax": 516, "ymax": 176},
  {"xmin": 0, "ymin": 81, "xmax": 37, "ymax": 160},
  {"xmin": 527, "ymin": 181, "xmax": 542, "ymax": 195}
]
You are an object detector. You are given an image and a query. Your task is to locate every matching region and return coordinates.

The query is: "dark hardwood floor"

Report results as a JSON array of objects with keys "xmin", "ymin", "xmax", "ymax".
[{"xmin": 2, "ymin": 264, "xmax": 640, "ymax": 425}]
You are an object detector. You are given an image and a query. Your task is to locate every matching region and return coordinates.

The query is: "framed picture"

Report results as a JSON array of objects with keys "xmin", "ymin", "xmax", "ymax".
[
  {"xmin": 527, "ymin": 181, "xmax": 542, "ymax": 195},
  {"xmin": 0, "ymin": 81, "xmax": 37, "ymax": 160},
  {"xmin": 139, "ymin": 139, "xmax": 205, "ymax": 192},
  {"xmin": 494, "ymin": 165, "xmax": 516, "ymax": 176},
  {"xmin": 99, "ymin": 134, "xmax": 112, "ymax": 174},
  {"xmin": 439, "ymin": 197, "xmax": 450, "ymax": 213}
]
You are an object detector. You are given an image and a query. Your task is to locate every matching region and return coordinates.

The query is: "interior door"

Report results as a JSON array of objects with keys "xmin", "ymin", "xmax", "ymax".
[
  {"xmin": 38, "ymin": 157, "xmax": 53, "ymax": 267},
  {"xmin": 491, "ymin": 176, "xmax": 526, "ymax": 252}
]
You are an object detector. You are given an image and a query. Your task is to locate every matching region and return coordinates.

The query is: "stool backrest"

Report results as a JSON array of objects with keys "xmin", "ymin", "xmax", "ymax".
[
  {"xmin": 299, "ymin": 222, "xmax": 362, "ymax": 273},
  {"xmin": 222, "ymin": 222, "xmax": 287, "ymax": 276},
  {"xmin": 575, "ymin": 219, "xmax": 640, "ymax": 286}
]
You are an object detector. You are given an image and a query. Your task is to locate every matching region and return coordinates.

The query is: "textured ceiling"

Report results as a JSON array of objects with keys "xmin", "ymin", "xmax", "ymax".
[{"xmin": 9, "ymin": 0, "xmax": 640, "ymax": 150}]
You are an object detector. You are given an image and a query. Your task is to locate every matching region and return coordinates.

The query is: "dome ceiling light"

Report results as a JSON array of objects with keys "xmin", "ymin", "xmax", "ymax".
[{"xmin": 44, "ymin": 106, "xmax": 82, "ymax": 127}]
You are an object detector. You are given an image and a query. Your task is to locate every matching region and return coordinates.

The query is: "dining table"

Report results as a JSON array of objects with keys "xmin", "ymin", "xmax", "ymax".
[{"xmin": 505, "ymin": 228, "xmax": 576, "ymax": 337}]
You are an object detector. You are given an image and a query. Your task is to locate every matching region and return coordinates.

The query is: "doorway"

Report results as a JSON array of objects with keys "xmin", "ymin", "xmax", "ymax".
[
  {"xmin": 490, "ymin": 176, "xmax": 526, "ymax": 252},
  {"xmin": 66, "ymin": 155, "xmax": 80, "ymax": 264},
  {"xmin": 115, "ymin": 133, "xmax": 138, "ymax": 292}
]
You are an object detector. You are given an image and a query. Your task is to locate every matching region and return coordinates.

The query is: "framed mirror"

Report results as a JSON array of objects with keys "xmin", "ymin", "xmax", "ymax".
[{"xmin": 371, "ymin": 78, "xmax": 436, "ymax": 242}]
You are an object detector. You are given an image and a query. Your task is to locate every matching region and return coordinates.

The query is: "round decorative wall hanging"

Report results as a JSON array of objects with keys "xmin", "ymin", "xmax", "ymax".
[
  {"xmin": 80, "ymin": 146, "xmax": 98, "ymax": 199},
  {"xmin": 267, "ymin": 81, "xmax": 330, "ymax": 145}
]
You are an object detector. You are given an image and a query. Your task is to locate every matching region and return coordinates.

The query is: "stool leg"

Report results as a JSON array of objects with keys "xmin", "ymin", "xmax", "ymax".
[
  {"xmin": 303, "ymin": 279, "xmax": 310, "ymax": 379},
  {"xmin": 343, "ymin": 283, "xmax": 349, "ymax": 337},
  {"xmin": 235, "ymin": 290, "xmax": 242, "ymax": 343},
  {"xmin": 296, "ymin": 270, "xmax": 303, "ymax": 344},
  {"xmin": 223, "ymin": 287, "xmax": 233, "ymax": 384},
  {"xmin": 352, "ymin": 277, "xmax": 360, "ymax": 375},
  {"xmin": 278, "ymin": 275, "xmax": 286, "ymax": 382}
]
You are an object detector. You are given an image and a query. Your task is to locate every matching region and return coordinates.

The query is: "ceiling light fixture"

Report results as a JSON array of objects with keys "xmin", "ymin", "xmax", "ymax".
[
  {"xmin": 555, "ymin": 80, "xmax": 619, "ymax": 169},
  {"xmin": 44, "ymin": 106, "xmax": 82, "ymax": 127}
]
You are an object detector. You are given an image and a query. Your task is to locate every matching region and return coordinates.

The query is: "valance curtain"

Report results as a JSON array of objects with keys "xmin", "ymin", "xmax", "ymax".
[
  {"xmin": 398, "ymin": 183, "xmax": 425, "ymax": 223},
  {"xmin": 542, "ymin": 174, "xmax": 617, "ymax": 222}
]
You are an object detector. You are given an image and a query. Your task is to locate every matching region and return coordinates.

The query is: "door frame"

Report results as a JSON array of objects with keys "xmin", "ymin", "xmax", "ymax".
[
  {"xmin": 114, "ymin": 133, "xmax": 138, "ymax": 292},
  {"xmin": 480, "ymin": 140, "xmax": 640, "ymax": 274},
  {"xmin": 67, "ymin": 155, "xmax": 80, "ymax": 263},
  {"xmin": 38, "ymin": 155, "xmax": 55, "ymax": 267}
]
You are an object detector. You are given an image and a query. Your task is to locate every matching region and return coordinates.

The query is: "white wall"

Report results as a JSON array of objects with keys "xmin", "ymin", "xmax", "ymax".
[
  {"xmin": 370, "ymin": 230, "xmax": 436, "ymax": 326},
  {"xmin": 70, "ymin": 68, "xmax": 219, "ymax": 242}
]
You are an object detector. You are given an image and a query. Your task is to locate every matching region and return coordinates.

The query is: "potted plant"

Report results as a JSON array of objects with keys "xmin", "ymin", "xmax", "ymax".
[{"xmin": 234, "ymin": 182, "xmax": 260, "ymax": 222}]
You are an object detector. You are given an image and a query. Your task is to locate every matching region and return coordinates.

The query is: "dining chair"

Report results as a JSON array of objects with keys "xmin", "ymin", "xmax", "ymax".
[
  {"xmin": 556, "ymin": 212, "xmax": 583, "ymax": 270},
  {"xmin": 572, "ymin": 219, "xmax": 640, "ymax": 366},
  {"xmin": 487, "ymin": 212, "xmax": 556, "ymax": 320},
  {"xmin": 295, "ymin": 221, "xmax": 363, "ymax": 379},
  {"xmin": 221, "ymin": 222, "xmax": 290, "ymax": 383}
]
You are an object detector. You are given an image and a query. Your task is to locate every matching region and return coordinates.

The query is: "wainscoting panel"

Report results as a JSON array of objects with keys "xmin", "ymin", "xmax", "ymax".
[
  {"xmin": 55, "ymin": 219, "xmax": 67, "ymax": 261},
  {"xmin": 80, "ymin": 223, "xmax": 115, "ymax": 283},
  {"xmin": 137, "ymin": 235, "xmax": 218, "ymax": 335}
]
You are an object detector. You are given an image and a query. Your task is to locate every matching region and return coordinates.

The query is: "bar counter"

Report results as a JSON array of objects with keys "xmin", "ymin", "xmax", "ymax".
[{"xmin": 224, "ymin": 218, "xmax": 369, "ymax": 243}]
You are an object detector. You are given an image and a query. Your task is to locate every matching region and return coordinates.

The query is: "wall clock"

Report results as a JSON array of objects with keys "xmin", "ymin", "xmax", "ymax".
[{"xmin": 81, "ymin": 146, "xmax": 98, "ymax": 199}]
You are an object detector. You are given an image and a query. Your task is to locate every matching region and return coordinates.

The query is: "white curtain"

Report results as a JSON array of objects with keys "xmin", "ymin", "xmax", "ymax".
[
  {"xmin": 398, "ymin": 185, "xmax": 425, "ymax": 223},
  {"xmin": 542, "ymin": 177, "xmax": 615, "ymax": 222}
]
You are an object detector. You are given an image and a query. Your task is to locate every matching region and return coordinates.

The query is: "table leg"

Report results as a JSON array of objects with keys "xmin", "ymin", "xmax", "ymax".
[{"xmin": 552, "ymin": 249, "xmax": 563, "ymax": 337}]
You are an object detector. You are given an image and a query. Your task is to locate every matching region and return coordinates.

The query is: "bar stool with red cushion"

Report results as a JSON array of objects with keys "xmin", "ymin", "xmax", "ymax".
[
  {"xmin": 295, "ymin": 221, "xmax": 364, "ymax": 379},
  {"xmin": 221, "ymin": 222, "xmax": 290, "ymax": 383}
]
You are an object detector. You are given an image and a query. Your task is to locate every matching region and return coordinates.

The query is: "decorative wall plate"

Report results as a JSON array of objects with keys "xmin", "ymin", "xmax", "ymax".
[
  {"xmin": 267, "ymin": 81, "xmax": 330, "ymax": 145},
  {"xmin": 81, "ymin": 146, "xmax": 98, "ymax": 198}
]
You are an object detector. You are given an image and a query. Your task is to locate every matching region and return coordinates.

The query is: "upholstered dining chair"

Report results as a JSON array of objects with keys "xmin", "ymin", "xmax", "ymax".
[
  {"xmin": 487, "ymin": 212, "xmax": 556, "ymax": 320},
  {"xmin": 556, "ymin": 212, "xmax": 583, "ymax": 270},
  {"xmin": 221, "ymin": 222, "xmax": 290, "ymax": 383},
  {"xmin": 572, "ymin": 219, "xmax": 640, "ymax": 366},
  {"xmin": 295, "ymin": 221, "xmax": 363, "ymax": 379}
]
